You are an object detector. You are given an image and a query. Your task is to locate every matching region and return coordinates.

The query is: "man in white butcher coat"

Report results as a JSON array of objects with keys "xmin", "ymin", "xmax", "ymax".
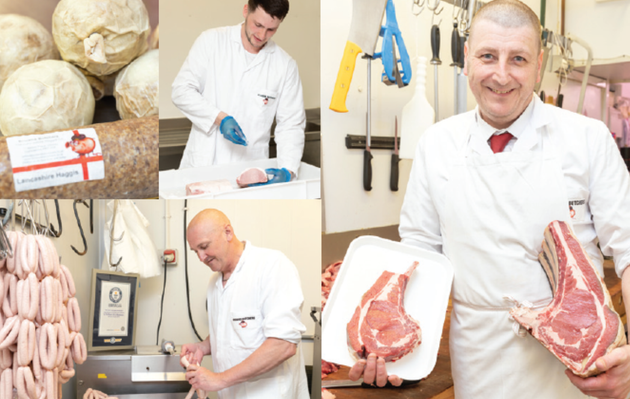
[
  {"xmin": 349, "ymin": 1, "xmax": 630, "ymax": 398},
  {"xmin": 172, "ymin": 0, "xmax": 305, "ymax": 181},
  {"xmin": 180, "ymin": 209, "xmax": 309, "ymax": 399}
]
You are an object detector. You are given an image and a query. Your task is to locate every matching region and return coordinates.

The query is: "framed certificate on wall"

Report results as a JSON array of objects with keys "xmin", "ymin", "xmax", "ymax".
[{"xmin": 88, "ymin": 269, "xmax": 140, "ymax": 351}]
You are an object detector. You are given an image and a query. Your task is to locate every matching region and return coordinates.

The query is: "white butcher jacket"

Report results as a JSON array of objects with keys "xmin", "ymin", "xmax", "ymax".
[
  {"xmin": 172, "ymin": 24, "xmax": 306, "ymax": 173},
  {"xmin": 399, "ymin": 95, "xmax": 630, "ymax": 398},
  {"xmin": 205, "ymin": 241, "xmax": 309, "ymax": 399}
]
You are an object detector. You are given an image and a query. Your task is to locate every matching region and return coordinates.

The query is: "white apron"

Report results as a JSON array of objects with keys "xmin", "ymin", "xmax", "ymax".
[{"xmin": 442, "ymin": 116, "xmax": 588, "ymax": 399}]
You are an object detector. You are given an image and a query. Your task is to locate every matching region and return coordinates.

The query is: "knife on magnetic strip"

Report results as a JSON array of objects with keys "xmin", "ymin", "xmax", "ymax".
[{"xmin": 329, "ymin": 0, "xmax": 388, "ymax": 113}]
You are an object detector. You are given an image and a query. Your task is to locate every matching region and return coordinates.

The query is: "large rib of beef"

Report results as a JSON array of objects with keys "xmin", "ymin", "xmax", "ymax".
[
  {"xmin": 347, "ymin": 261, "xmax": 422, "ymax": 362},
  {"xmin": 510, "ymin": 220, "xmax": 626, "ymax": 377}
]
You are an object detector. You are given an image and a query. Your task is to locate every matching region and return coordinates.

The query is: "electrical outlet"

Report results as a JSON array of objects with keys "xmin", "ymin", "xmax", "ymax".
[{"xmin": 162, "ymin": 249, "xmax": 178, "ymax": 266}]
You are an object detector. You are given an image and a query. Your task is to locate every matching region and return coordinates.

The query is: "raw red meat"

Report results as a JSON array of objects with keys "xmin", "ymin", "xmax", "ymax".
[
  {"xmin": 510, "ymin": 220, "xmax": 626, "ymax": 377},
  {"xmin": 321, "ymin": 388, "xmax": 336, "ymax": 399},
  {"xmin": 346, "ymin": 261, "xmax": 422, "ymax": 362},
  {"xmin": 236, "ymin": 167, "xmax": 268, "ymax": 188},
  {"xmin": 185, "ymin": 179, "xmax": 232, "ymax": 196},
  {"xmin": 321, "ymin": 360, "xmax": 339, "ymax": 379}
]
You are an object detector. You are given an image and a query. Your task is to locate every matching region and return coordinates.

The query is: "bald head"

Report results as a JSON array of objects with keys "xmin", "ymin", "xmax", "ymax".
[
  {"xmin": 469, "ymin": 0, "xmax": 542, "ymax": 53},
  {"xmin": 187, "ymin": 209, "xmax": 243, "ymax": 277},
  {"xmin": 188, "ymin": 209, "xmax": 232, "ymax": 235}
]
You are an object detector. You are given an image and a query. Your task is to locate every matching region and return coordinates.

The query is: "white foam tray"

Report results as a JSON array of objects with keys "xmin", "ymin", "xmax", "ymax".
[
  {"xmin": 159, "ymin": 159, "xmax": 320, "ymax": 199},
  {"xmin": 322, "ymin": 236, "xmax": 453, "ymax": 381}
]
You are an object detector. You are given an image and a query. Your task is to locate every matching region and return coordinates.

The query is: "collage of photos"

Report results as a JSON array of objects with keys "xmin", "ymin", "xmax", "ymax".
[{"xmin": 0, "ymin": 0, "xmax": 629, "ymax": 398}]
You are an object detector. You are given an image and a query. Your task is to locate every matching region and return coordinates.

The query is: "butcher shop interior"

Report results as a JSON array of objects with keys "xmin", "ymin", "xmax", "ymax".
[
  {"xmin": 320, "ymin": 0, "xmax": 630, "ymax": 398},
  {"xmin": 0, "ymin": 199, "xmax": 321, "ymax": 399}
]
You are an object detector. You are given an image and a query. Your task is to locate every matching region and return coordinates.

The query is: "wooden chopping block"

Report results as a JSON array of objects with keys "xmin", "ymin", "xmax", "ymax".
[{"xmin": 0, "ymin": 115, "xmax": 158, "ymax": 198}]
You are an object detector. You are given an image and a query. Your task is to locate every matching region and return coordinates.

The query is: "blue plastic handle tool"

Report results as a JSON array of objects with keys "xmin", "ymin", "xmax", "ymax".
[{"xmin": 373, "ymin": 0, "xmax": 412, "ymax": 86}]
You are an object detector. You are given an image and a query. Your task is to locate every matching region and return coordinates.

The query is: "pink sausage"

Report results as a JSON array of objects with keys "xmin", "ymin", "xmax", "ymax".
[
  {"xmin": 54, "ymin": 279, "xmax": 63, "ymax": 323},
  {"xmin": 58, "ymin": 271, "xmax": 69, "ymax": 304},
  {"xmin": 60, "ymin": 266, "xmax": 76, "ymax": 298},
  {"xmin": 0, "ymin": 368, "xmax": 12, "ymax": 399},
  {"xmin": 0, "ymin": 348, "xmax": 10, "ymax": 370},
  {"xmin": 31, "ymin": 329, "xmax": 41, "ymax": 381},
  {"xmin": 17, "ymin": 319, "xmax": 35, "ymax": 366},
  {"xmin": 54, "ymin": 324, "xmax": 65, "ymax": 367},
  {"xmin": 71, "ymin": 333, "xmax": 87, "ymax": 365},
  {"xmin": 27, "ymin": 273, "xmax": 39, "ymax": 321},
  {"xmin": 5, "ymin": 231, "xmax": 21, "ymax": 274},
  {"xmin": 45, "ymin": 370, "xmax": 54, "ymax": 399},
  {"xmin": 40, "ymin": 277, "xmax": 56, "ymax": 323},
  {"xmin": 0, "ymin": 315, "xmax": 20, "ymax": 349},
  {"xmin": 2, "ymin": 274, "xmax": 17, "ymax": 318},
  {"xmin": 38, "ymin": 323, "xmax": 57, "ymax": 370},
  {"xmin": 67, "ymin": 298, "xmax": 81, "ymax": 332}
]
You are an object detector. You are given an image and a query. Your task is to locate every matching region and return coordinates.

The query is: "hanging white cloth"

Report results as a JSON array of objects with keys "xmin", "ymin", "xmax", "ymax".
[{"xmin": 102, "ymin": 200, "xmax": 161, "ymax": 278}]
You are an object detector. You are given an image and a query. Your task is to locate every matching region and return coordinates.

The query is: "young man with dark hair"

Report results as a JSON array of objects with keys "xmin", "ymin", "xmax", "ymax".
[{"xmin": 172, "ymin": 0, "xmax": 304, "ymax": 184}]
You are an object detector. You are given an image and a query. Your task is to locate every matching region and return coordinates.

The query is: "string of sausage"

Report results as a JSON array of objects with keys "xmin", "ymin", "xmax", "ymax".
[
  {"xmin": 0, "ymin": 231, "xmax": 86, "ymax": 399},
  {"xmin": 180, "ymin": 356, "xmax": 208, "ymax": 399}
]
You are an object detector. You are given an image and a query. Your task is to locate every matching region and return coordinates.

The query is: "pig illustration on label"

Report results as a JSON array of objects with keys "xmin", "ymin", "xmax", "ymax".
[{"xmin": 66, "ymin": 130, "xmax": 96, "ymax": 156}]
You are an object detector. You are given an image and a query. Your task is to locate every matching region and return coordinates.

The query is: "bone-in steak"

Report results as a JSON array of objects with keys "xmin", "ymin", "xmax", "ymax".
[
  {"xmin": 347, "ymin": 261, "xmax": 422, "ymax": 362},
  {"xmin": 510, "ymin": 220, "xmax": 626, "ymax": 377}
]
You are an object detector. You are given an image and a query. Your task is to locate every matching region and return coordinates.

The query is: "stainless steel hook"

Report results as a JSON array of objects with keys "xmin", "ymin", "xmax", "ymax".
[
  {"xmin": 71, "ymin": 200, "xmax": 88, "ymax": 256},
  {"xmin": 412, "ymin": 0, "xmax": 426, "ymax": 16},
  {"xmin": 109, "ymin": 200, "xmax": 123, "ymax": 268}
]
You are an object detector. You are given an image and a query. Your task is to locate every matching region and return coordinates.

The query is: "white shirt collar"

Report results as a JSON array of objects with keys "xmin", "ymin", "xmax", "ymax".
[{"xmin": 475, "ymin": 96, "xmax": 535, "ymax": 141}]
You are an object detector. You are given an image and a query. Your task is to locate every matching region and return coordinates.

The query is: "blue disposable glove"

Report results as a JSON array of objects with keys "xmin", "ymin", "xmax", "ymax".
[
  {"xmin": 219, "ymin": 116, "xmax": 248, "ymax": 146},
  {"xmin": 252, "ymin": 168, "xmax": 292, "ymax": 186}
]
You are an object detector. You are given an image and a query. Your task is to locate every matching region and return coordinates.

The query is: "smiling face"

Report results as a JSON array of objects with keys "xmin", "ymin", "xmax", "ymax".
[
  {"xmin": 241, "ymin": 4, "xmax": 282, "ymax": 53},
  {"xmin": 464, "ymin": 19, "xmax": 543, "ymax": 129}
]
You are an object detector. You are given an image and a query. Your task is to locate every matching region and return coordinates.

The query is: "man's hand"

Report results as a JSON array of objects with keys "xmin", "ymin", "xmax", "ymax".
[
  {"xmin": 348, "ymin": 353, "xmax": 403, "ymax": 388},
  {"xmin": 219, "ymin": 116, "xmax": 248, "ymax": 146},
  {"xmin": 251, "ymin": 168, "xmax": 292, "ymax": 186},
  {"xmin": 186, "ymin": 364, "xmax": 227, "ymax": 392},
  {"xmin": 565, "ymin": 345, "xmax": 630, "ymax": 399},
  {"xmin": 180, "ymin": 341, "xmax": 208, "ymax": 368}
]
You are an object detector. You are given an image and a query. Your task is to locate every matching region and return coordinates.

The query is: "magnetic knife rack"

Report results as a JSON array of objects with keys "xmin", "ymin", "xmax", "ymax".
[{"xmin": 345, "ymin": 134, "xmax": 400, "ymax": 150}]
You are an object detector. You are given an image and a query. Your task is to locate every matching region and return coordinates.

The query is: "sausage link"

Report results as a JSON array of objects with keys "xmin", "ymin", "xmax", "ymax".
[
  {"xmin": 0, "ymin": 315, "xmax": 20, "ymax": 349},
  {"xmin": 54, "ymin": 324, "xmax": 65, "ymax": 368},
  {"xmin": 40, "ymin": 277, "xmax": 56, "ymax": 324},
  {"xmin": 35, "ymin": 236, "xmax": 52, "ymax": 279},
  {"xmin": 54, "ymin": 279, "xmax": 63, "ymax": 323},
  {"xmin": 60, "ymin": 266, "xmax": 75, "ymax": 299},
  {"xmin": 0, "ymin": 368, "xmax": 12, "ymax": 399},
  {"xmin": 58, "ymin": 271, "xmax": 69, "ymax": 305},
  {"xmin": 27, "ymin": 273, "xmax": 38, "ymax": 321},
  {"xmin": 32, "ymin": 328, "xmax": 41, "ymax": 381},
  {"xmin": 71, "ymin": 333, "xmax": 87, "ymax": 365},
  {"xmin": 2, "ymin": 274, "xmax": 17, "ymax": 318},
  {"xmin": 67, "ymin": 298, "xmax": 81, "ymax": 332},
  {"xmin": 17, "ymin": 319, "xmax": 35, "ymax": 366},
  {"xmin": 6, "ymin": 231, "xmax": 21, "ymax": 274},
  {"xmin": 38, "ymin": 323, "xmax": 57, "ymax": 371},
  {"xmin": 45, "ymin": 370, "xmax": 54, "ymax": 399}
]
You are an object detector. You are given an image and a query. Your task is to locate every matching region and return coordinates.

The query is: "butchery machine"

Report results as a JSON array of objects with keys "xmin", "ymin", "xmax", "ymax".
[{"xmin": 76, "ymin": 343, "xmax": 199, "ymax": 399}]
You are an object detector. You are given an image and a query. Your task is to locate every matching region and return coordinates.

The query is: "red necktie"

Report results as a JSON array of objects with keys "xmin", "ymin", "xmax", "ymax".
[{"xmin": 490, "ymin": 132, "xmax": 514, "ymax": 153}]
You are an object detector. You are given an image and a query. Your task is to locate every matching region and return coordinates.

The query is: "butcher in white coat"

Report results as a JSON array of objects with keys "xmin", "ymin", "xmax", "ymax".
[
  {"xmin": 349, "ymin": 1, "xmax": 630, "ymax": 398},
  {"xmin": 172, "ymin": 0, "xmax": 305, "ymax": 182},
  {"xmin": 181, "ymin": 208, "xmax": 309, "ymax": 399}
]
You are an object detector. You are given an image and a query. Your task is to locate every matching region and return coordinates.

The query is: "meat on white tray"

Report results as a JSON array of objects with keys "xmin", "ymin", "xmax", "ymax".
[
  {"xmin": 347, "ymin": 261, "xmax": 422, "ymax": 362},
  {"xmin": 185, "ymin": 179, "xmax": 232, "ymax": 196}
]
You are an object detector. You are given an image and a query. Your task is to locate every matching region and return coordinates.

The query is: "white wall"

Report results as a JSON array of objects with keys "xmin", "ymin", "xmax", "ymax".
[
  {"xmin": 96, "ymin": 199, "xmax": 321, "ymax": 367},
  {"xmin": 159, "ymin": 0, "xmax": 321, "ymax": 118},
  {"xmin": 322, "ymin": 0, "xmax": 630, "ymax": 233}
]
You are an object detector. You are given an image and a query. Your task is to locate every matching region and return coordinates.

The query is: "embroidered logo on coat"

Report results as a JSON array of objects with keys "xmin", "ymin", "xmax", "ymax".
[
  {"xmin": 568, "ymin": 199, "xmax": 586, "ymax": 220},
  {"xmin": 239, "ymin": 321, "xmax": 248, "ymax": 328}
]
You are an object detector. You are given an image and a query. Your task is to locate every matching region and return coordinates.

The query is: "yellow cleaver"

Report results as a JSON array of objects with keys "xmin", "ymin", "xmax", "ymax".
[{"xmin": 329, "ymin": 0, "xmax": 388, "ymax": 113}]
